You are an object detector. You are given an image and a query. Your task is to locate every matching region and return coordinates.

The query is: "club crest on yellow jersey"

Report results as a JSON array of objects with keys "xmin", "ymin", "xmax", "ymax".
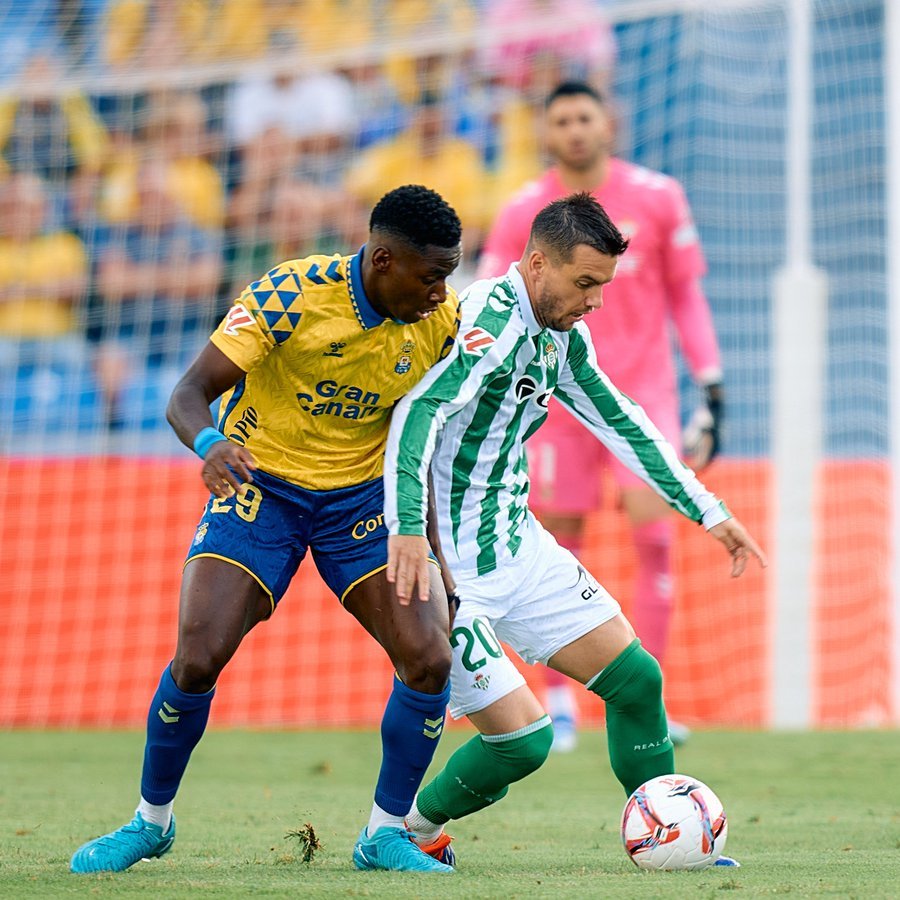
[{"xmin": 394, "ymin": 340, "xmax": 416, "ymax": 374}]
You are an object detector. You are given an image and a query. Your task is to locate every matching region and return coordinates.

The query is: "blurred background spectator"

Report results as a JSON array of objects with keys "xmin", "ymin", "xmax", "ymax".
[
  {"xmin": 0, "ymin": 56, "xmax": 109, "ymax": 183},
  {"xmin": 0, "ymin": 4, "xmax": 64, "ymax": 84},
  {"xmin": 87, "ymin": 159, "xmax": 222, "ymax": 426},
  {"xmin": 103, "ymin": 0, "xmax": 270, "ymax": 70},
  {"xmin": 97, "ymin": 90, "xmax": 224, "ymax": 230},
  {"xmin": 225, "ymin": 66, "xmax": 363, "ymax": 290},
  {"xmin": 0, "ymin": 171, "xmax": 88, "ymax": 342},
  {"xmin": 344, "ymin": 91, "xmax": 491, "ymax": 255},
  {"xmin": 480, "ymin": 0, "xmax": 615, "ymax": 98}
]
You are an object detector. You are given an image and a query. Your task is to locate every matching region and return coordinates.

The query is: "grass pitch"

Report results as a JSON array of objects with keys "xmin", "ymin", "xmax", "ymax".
[{"xmin": 2, "ymin": 728, "xmax": 898, "ymax": 898}]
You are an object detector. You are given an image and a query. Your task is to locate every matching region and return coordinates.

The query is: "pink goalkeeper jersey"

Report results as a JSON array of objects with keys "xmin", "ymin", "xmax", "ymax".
[{"xmin": 478, "ymin": 158, "xmax": 721, "ymax": 431}]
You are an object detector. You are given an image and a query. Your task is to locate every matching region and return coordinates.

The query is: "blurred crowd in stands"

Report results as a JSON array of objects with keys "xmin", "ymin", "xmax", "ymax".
[{"xmin": 0, "ymin": 0, "xmax": 612, "ymax": 430}]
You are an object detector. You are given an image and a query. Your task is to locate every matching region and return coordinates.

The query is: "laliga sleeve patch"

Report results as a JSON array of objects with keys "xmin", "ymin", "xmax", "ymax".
[
  {"xmin": 462, "ymin": 327, "xmax": 495, "ymax": 355},
  {"xmin": 223, "ymin": 302, "xmax": 255, "ymax": 336}
]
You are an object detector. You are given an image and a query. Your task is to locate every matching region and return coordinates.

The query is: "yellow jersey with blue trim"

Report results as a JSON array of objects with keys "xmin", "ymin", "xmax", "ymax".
[{"xmin": 209, "ymin": 249, "xmax": 460, "ymax": 491}]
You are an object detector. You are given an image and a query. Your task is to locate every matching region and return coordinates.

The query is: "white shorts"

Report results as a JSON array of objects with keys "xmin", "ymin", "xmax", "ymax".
[{"xmin": 448, "ymin": 514, "xmax": 621, "ymax": 719}]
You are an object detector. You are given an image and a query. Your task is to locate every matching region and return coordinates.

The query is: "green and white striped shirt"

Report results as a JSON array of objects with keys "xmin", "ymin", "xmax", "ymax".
[{"xmin": 384, "ymin": 264, "xmax": 730, "ymax": 577}]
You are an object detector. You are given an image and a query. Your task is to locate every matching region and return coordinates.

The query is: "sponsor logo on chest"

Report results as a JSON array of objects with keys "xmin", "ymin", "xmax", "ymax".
[
  {"xmin": 513, "ymin": 375, "xmax": 554, "ymax": 408},
  {"xmin": 296, "ymin": 380, "xmax": 382, "ymax": 419}
]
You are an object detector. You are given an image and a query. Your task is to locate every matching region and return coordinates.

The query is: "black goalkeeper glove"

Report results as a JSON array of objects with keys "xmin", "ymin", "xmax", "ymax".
[{"xmin": 683, "ymin": 381, "xmax": 724, "ymax": 470}]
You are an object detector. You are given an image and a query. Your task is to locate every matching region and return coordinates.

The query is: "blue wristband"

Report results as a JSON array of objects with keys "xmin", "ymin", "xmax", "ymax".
[{"xmin": 193, "ymin": 427, "xmax": 229, "ymax": 459}]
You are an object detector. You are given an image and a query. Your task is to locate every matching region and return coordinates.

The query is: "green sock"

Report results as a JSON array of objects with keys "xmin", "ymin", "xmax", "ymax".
[
  {"xmin": 587, "ymin": 638, "xmax": 674, "ymax": 796},
  {"xmin": 416, "ymin": 716, "xmax": 553, "ymax": 824}
]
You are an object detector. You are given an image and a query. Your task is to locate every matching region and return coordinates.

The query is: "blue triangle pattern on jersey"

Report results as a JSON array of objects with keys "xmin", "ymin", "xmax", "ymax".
[
  {"xmin": 268, "ymin": 270, "xmax": 292, "ymax": 289},
  {"xmin": 276, "ymin": 289, "xmax": 299, "ymax": 305},
  {"xmin": 261, "ymin": 308, "xmax": 285, "ymax": 331},
  {"xmin": 285, "ymin": 312, "xmax": 302, "ymax": 328}
]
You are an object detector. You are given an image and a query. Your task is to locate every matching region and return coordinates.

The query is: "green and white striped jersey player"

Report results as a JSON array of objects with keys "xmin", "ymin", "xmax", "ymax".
[
  {"xmin": 383, "ymin": 193, "xmax": 765, "ymax": 865},
  {"xmin": 385, "ymin": 268, "xmax": 729, "ymax": 581}
]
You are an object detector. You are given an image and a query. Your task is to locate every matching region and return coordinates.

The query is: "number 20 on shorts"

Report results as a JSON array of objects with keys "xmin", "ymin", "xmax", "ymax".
[{"xmin": 451, "ymin": 618, "xmax": 504, "ymax": 672}]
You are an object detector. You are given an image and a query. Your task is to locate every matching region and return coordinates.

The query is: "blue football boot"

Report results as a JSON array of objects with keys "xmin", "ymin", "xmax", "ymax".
[
  {"xmin": 353, "ymin": 825, "xmax": 454, "ymax": 873},
  {"xmin": 71, "ymin": 813, "xmax": 175, "ymax": 873}
]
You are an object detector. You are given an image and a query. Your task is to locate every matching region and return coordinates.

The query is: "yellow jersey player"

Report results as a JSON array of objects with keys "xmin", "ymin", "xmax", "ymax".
[{"xmin": 71, "ymin": 186, "xmax": 463, "ymax": 875}]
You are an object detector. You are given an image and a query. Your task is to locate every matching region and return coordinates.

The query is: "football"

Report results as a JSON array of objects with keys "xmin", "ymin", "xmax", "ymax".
[{"xmin": 621, "ymin": 774, "xmax": 728, "ymax": 870}]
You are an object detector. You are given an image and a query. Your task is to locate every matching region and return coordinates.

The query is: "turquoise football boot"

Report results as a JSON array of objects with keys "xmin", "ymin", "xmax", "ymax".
[
  {"xmin": 70, "ymin": 813, "xmax": 175, "ymax": 873},
  {"xmin": 353, "ymin": 825, "xmax": 454, "ymax": 873}
]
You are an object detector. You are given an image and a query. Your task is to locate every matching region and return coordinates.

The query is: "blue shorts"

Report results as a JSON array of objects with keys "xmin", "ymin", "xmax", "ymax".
[{"xmin": 185, "ymin": 470, "xmax": 394, "ymax": 610}]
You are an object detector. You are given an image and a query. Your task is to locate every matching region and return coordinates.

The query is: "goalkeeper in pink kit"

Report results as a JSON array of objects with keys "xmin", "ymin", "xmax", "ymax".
[{"xmin": 477, "ymin": 81, "xmax": 723, "ymax": 749}]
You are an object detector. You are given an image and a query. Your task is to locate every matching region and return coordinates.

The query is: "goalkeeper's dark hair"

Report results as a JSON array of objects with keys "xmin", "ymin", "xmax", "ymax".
[
  {"xmin": 545, "ymin": 80, "xmax": 605, "ymax": 108},
  {"xmin": 369, "ymin": 185, "xmax": 462, "ymax": 251},
  {"xmin": 528, "ymin": 192, "xmax": 629, "ymax": 261}
]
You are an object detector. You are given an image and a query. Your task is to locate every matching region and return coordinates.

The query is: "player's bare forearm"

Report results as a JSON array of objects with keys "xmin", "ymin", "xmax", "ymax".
[
  {"xmin": 428, "ymin": 532, "xmax": 459, "ymax": 625},
  {"xmin": 387, "ymin": 534, "xmax": 432, "ymax": 606},
  {"xmin": 167, "ymin": 371, "xmax": 220, "ymax": 450},
  {"xmin": 167, "ymin": 343, "xmax": 257, "ymax": 497},
  {"xmin": 708, "ymin": 517, "xmax": 768, "ymax": 577},
  {"xmin": 167, "ymin": 344, "xmax": 244, "ymax": 443},
  {"xmin": 426, "ymin": 470, "xmax": 456, "ymax": 597}
]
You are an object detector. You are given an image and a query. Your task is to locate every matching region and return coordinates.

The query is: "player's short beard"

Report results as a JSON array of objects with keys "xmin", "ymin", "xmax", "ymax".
[{"xmin": 536, "ymin": 286, "xmax": 570, "ymax": 332}]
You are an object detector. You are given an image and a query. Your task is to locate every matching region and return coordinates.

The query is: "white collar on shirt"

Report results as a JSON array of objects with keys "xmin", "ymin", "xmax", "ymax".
[{"xmin": 505, "ymin": 262, "xmax": 544, "ymax": 337}]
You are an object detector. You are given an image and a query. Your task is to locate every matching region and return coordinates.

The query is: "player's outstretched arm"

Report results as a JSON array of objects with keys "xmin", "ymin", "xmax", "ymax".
[
  {"xmin": 707, "ymin": 516, "xmax": 767, "ymax": 578},
  {"xmin": 387, "ymin": 534, "xmax": 433, "ymax": 606},
  {"xmin": 167, "ymin": 342, "xmax": 257, "ymax": 498}
]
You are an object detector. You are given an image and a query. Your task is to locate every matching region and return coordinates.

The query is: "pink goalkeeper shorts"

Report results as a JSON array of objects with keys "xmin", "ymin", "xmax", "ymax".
[{"xmin": 527, "ymin": 400, "xmax": 681, "ymax": 515}]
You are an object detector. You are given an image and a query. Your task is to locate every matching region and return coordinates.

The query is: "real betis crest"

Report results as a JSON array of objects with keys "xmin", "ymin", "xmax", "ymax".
[
  {"xmin": 395, "ymin": 339, "xmax": 416, "ymax": 374},
  {"xmin": 542, "ymin": 338, "xmax": 558, "ymax": 369}
]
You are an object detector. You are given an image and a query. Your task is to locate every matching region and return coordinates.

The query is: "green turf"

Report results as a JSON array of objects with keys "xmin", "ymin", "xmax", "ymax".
[{"xmin": 2, "ymin": 728, "xmax": 898, "ymax": 898}]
